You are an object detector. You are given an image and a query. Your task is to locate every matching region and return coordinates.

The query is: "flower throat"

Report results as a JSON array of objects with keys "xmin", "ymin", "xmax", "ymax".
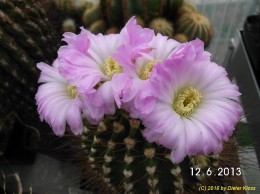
[
  {"xmin": 103, "ymin": 57, "xmax": 123, "ymax": 79},
  {"xmin": 139, "ymin": 60, "xmax": 161, "ymax": 80},
  {"xmin": 173, "ymin": 87, "xmax": 202, "ymax": 117},
  {"xmin": 67, "ymin": 86, "xmax": 77, "ymax": 98}
]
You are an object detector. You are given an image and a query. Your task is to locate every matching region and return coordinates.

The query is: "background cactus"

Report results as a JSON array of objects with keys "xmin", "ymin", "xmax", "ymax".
[
  {"xmin": 0, "ymin": 0, "xmax": 59, "ymax": 147},
  {"xmin": 51, "ymin": 0, "xmax": 212, "ymax": 45},
  {"xmin": 175, "ymin": 11, "xmax": 212, "ymax": 46},
  {"xmin": 148, "ymin": 17, "xmax": 174, "ymax": 37},
  {"xmin": 75, "ymin": 111, "xmax": 241, "ymax": 193},
  {"xmin": 176, "ymin": 0, "xmax": 197, "ymax": 17}
]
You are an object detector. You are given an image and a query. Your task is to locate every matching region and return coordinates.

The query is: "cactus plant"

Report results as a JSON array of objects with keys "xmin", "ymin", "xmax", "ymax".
[
  {"xmin": 34, "ymin": 12, "xmax": 243, "ymax": 193},
  {"xmin": 88, "ymin": 19, "xmax": 107, "ymax": 34},
  {"xmin": 77, "ymin": 113, "xmax": 241, "ymax": 194},
  {"xmin": 175, "ymin": 12, "xmax": 212, "ymax": 46},
  {"xmin": 54, "ymin": 0, "xmax": 75, "ymax": 13},
  {"xmin": 52, "ymin": 0, "xmax": 212, "ymax": 44},
  {"xmin": 62, "ymin": 18, "xmax": 77, "ymax": 32},
  {"xmin": 176, "ymin": 0, "xmax": 197, "ymax": 17},
  {"xmin": 0, "ymin": 0, "xmax": 59, "ymax": 126},
  {"xmin": 167, "ymin": 0, "xmax": 184, "ymax": 18},
  {"xmin": 173, "ymin": 33, "xmax": 188, "ymax": 43},
  {"xmin": 102, "ymin": 0, "xmax": 182, "ymax": 26},
  {"xmin": 149, "ymin": 17, "xmax": 174, "ymax": 37},
  {"xmin": 82, "ymin": 4, "xmax": 101, "ymax": 27}
]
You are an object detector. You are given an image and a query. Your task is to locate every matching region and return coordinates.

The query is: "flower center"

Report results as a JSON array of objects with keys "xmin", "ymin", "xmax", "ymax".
[
  {"xmin": 103, "ymin": 57, "xmax": 123, "ymax": 79},
  {"xmin": 139, "ymin": 60, "xmax": 160, "ymax": 80},
  {"xmin": 173, "ymin": 87, "xmax": 202, "ymax": 117},
  {"xmin": 67, "ymin": 86, "xmax": 77, "ymax": 98}
]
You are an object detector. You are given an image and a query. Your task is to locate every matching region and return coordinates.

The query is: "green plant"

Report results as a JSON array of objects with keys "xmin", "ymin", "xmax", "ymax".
[
  {"xmin": 77, "ymin": 111, "xmax": 239, "ymax": 193},
  {"xmin": 175, "ymin": 12, "xmax": 212, "ymax": 46},
  {"xmin": 0, "ymin": 0, "xmax": 59, "ymax": 126},
  {"xmin": 54, "ymin": 0, "xmax": 212, "ymax": 45}
]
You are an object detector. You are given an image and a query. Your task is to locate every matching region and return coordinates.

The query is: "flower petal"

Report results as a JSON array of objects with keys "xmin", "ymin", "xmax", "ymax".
[
  {"xmin": 98, "ymin": 81, "xmax": 116, "ymax": 115},
  {"xmin": 66, "ymin": 100, "xmax": 84, "ymax": 135}
]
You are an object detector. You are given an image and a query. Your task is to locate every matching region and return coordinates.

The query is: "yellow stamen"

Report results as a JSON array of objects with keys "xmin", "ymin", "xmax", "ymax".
[
  {"xmin": 139, "ymin": 60, "xmax": 161, "ymax": 80},
  {"xmin": 67, "ymin": 86, "xmax": 77, "ymax": 98},
  {"xmin": 173, "ymin": 87, "xmax": 202, "ymax": 117},
  {"xmin": 103, "ymin": 57, "xmax": 123, "ymax": 79}
]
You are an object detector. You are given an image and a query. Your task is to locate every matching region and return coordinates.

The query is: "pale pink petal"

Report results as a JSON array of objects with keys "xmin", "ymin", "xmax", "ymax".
[
  {"xmin": 97, "ymin": 81, "xmax": 116, "ymax": 115},
  {"xmin": 140, "ymin": 38, "xmax": 242, "ymax": 163},
  {"xmin": 119, "ymin": 16, "xmax": 154, "ymax": 60},
  {"xmin": 112, "ymin": 73, "xmax": 133, "ymax": 108},
  {"xmin": 35, "ymin": 61, "xmax": 85, "ymax": 136},
  {"xmin": 62, "ymin": 27, "xmax": 90, "ymax": 54},
  {"xmin": 66, "ymin": 100, "xmax": 84, "ymax": 135},
  {"xmin": 169, "ymin": 120, "xmax": 187, "ymax": 163},
  {"xmin": 135, "ymin": 81, "xmax": 156, "ymax": 115},
  {"xmin": 183, "ymin": 118, "xmax": 203, "ymax": 155},
  {"xmin": 37, "ymin": 62, "xmax": 65, "ymax": 83}
]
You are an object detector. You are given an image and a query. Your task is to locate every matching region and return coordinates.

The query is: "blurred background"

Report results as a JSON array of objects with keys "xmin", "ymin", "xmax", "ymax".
[{"xmin": 0, "ymin": 0, "xmax": 260, "ymax": 193}]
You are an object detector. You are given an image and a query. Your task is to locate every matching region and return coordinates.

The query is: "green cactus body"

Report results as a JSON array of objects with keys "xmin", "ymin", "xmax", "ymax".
[
  {"xmin": 106, "ymin": 26, "xmax": 120, "ymax": 34},
  {"xmin": 0, "ymin": 0, "xmax": 58, "ymax": 126},
  {"xmin": 82, "ymin": 5, "xmax": 101, "ymax": 27},
  {"xmin": 88, "ymin": 19, "xmax": 106, "ymax": 34},
  {"xmin": 176, "ymin": 0, "xmax": 197, "ymax": 17},
  {"xmin": 80, "ymin": 112, "xmax": 228, "ymax": 193},
  {"xmin": 173, "ymin": 33, "xmax": 188, "ymax": 43},
  {"xmin": 123, "ymin": 0, "xmax": 164, "ymax": 23},
  {"xmin": 135, "ymin": 16, "xmax": 145, "ymax": 27},
  {"xmin": 122, "ymin": 0, "xmax": 137, "ymax": 23},
  {"xmin": 53, "ymin": 0, "xmax": 212, "ymax": 46},
  {"xmin": 175, "ymin": 12, "xmax": 212, "ymax": 46},
  {"xmin": 0, "ymin": 11, "xmax": 46, "ymax": 63},
  {"xmin": 167, "ymin": 0, "xmax": 184, "ymax": 18},
  {"xmin": 73, "ymin": 0, "xmax": 94, "ymax": 12},
  {"xmin": 101, "ymin": 0, "xmax": 123, "ymax": 26},
  {"xmin": 54, "ymin": 0, "xmax": 74, "ymax": 14},
  {"xmin": 0, "ymin": 0, "xmax": 57, "ymax": 57},
  {"xmin": 0, "ymin": 27, "xmax": 37, "ymax": 77},
  {"xmin": 62, "ymin": 18, "xmax": 77, "ymax": 32},
  {"xmin": 144, "ymin": 0, "xmax": 164, "ymax": 22},
  {"xmin": 149, "ymin": 17, "xmax": 174, "ymax": 37}
]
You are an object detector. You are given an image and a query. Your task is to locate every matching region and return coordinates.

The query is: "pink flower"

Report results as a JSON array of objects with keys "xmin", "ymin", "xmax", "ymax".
[
  {"xmin": 112, "ymin": 33, "xmax": 180, "ymax": 117},
  {"xmin": 118, "ymin": 17, "xmax": 154, "ymax": 60},
  {"xmin": 139, "ymin": 39, "xmax": 243, "ymax": 163},
  {"xmin": 58, "ymin": 17, "xmax": 154, "ymax": 119},
  {"xmin": 35, "ymin": 61, "xmax": 84, "ymax": 136}
]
